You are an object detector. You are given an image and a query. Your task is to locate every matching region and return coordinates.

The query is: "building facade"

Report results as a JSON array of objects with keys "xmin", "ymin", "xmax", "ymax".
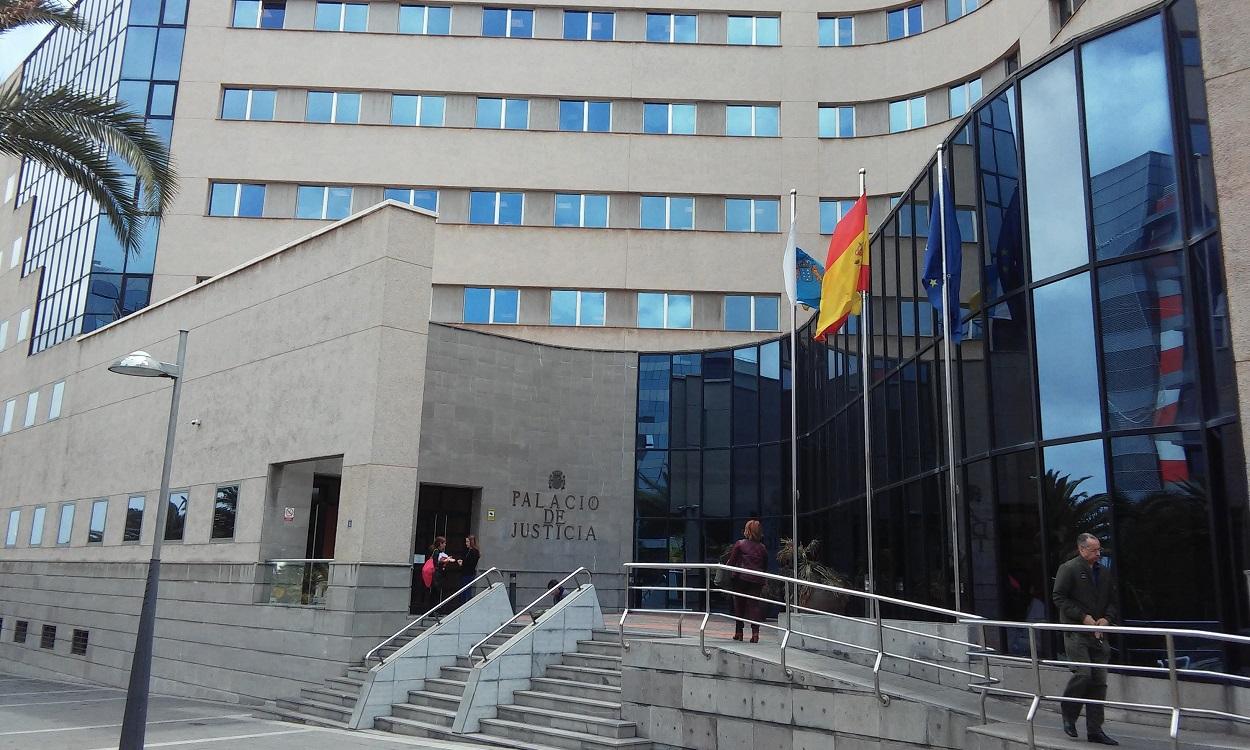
[{"xmin": 1, "ymin": 0, "xmax": 1248, "ymax": 701}]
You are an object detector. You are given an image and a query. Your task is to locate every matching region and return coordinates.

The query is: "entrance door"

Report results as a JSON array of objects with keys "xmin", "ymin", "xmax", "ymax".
[
  {"xmin": 411, "ymin": 485, "xmax": 475, "ymax": 613},
  {"xmin": 306, "ymin": 474, "xmax": 340, "ymax": 559}
]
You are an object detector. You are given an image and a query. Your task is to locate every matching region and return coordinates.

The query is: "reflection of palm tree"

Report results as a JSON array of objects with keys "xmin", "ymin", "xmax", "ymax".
[
  {"xmin": 1040, "ymin": 470, "xmax": 1111, "ymax": 564},
  {"xmin": 1113, "ymin": 480, "xmax": 1209, "ymax": 622}
]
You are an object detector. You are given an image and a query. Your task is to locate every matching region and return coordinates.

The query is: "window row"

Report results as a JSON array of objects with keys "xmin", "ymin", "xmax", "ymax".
[
  {"xmin": 0, "ymin": 307, "xmax": 32, "ymax": 353},
  {"xmin": 220, "ymin": 82, "xmax": 990, "ymax": 137},
  {"xmin": 1, "ymin": 381, "xmax": 65, "ymax": 435},
  {"xmin": 2, "ymin": 485, "xmax": 239, "ymax": 548},
  {"xmin": 3, "ymin": 619, "xmax": 90, "ymax": 657},
  {"xmin": 460, "ymin": 287, "xmax": 781, "ymax": 332},
  {"xmin": 233, "ymin": 1, "xmax": 981, "ymax": 44}
]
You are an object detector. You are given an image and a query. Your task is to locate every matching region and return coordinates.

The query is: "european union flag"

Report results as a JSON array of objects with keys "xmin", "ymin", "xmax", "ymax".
[
  {"xmin": 921, "ymin": 170, "xmax": 963, "ymax": 344},
  {"xmin": 795, "ymin": 248, "xmax": 824, "ymax": 309}
]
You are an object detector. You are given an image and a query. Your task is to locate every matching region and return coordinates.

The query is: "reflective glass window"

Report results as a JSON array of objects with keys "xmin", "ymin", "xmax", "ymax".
[
  {"xmin": 30, "ymin": 506, "xmax": 45, "ymax": 545},
  {"xmin": 260, "ymin": 1, "xmax": 286, "ymax": 27},
  {"xmin": 555, "ymin": 193, "xmax": 609, "ymax": 228},
  {"xmin": 820, "ymin": 199, "xmax": 854, "ymax": 233},
  {"xmin": 1021, "ymin": 51, "xmax": 1088, "ymax": 280},
  {"xmin": 724, "ymin": 296, "xmax": 751, "ymax": 331},
  {"xmin": 946, "ymin": 0, "xmax": 978, "ymax": 22},
  {"xmin": 977, "ymin": 88, "xmax": 1024, "ymax": 301},
  {"xmin": 1042, "ymin": 439, "xmax": 1109, "ymax": 576},
  {"xmin": 88, "ymin": 499, "xmax": 107, "ymax": 543},
  {"xmin": 384, "ymin": 188, "xmax": 438, "ymax": 212},
  {"xmin": 725, "ymin": 105, "xmax": 778, "ymax": 137},
  {"xmin": 550, "ymin": 290, "xmax": 606, "ymax": 326},
  {"xmin": 124, "ymin": 496, "xmax": 144, "ymax": 542},
  {"xmin": 212, "ymin": 486, "xmax": 238, "ymax": 540},
  {"xmin": 5, "ymin": 509, "xmax": 18, "ymax": 547},
  {"xmin": 887, "ymin": 4, "xmax": 922, "ymax": 40},
  {"xmin": 57, "ymin": 503, "xmax": 75, "ymax": 544},
  {"xmin": 646, "ymin": 13, "xmax": 696, "ymax": 43},
  {"xmin": 399, "ymin": 5, "xmax": 451, "ymax": 34},
  {"xmin": 889, "ymin": 96, "xmax": 926, "ymax": 133},
  {"xmin": 818, "ymin": 106, "xmax": 854, "ymax": 138},
  {"xmin": 1034, "ymin": 273, "xmax": 1101, "ymax": 439},
  {"xmin": 727, "ymin": 16, "xmax": 779, "ymax": 46},
  {"xmin": 483, "ymin": 7, "xmax": 533, "ymax": 37},
  {"xmin": 165, "ymin": 491, "xmax": 188, "ymax": 541},
  {"xmin": 1169, "ymin": 2, "xmax": 1217, "ymax": 236},
  {"xmin": 638, "ymin": 293, "xmax": 692, "ymax": 329},
  {"xmin": 563, "ymin": 10, "xmax": 614, "ymax": 40},
  {"xmin": 641, "ymin": 196, "xmax": 694, "ymax": 229},
  {"xmin": 725, "ymin": 199, "xmax": 779, "ymax": 232},
  {"xmin": 559, "ymin": 100, "xmax": 611, "ymax": 132},
  {"xmin": 1082, "ymin": 16, "xmax": 1179, "ymax": 259},
  {"xmin": 644, "ymin": 103, "xmax": 695, "ymax": 135},
  {"xmin": 469, "ymin": 191, "xmax": 523, "ymax": 224},
  {"xmin": 818, "ymin": 17, "xmax": 853, "ymax": 47},
  {"xmin": 949, "ymin": 77, "xmax": 982, "ymax": 118},
  {"xmin": 153, "ymin": 28, "xmax": 184, "ymax": 79},
  {"xmin": 48, "ymin": 381, "xmax": 64, "ymax": 420}
]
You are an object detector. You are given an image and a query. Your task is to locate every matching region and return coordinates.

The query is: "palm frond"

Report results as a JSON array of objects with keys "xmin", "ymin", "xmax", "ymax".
[
  {"xmin": 0, "ymin": 80, "xmax": 178, "ymax": 253},
  {"xmin": 0, "ymin": 0, "xmax": 81, "ymax": 34}
]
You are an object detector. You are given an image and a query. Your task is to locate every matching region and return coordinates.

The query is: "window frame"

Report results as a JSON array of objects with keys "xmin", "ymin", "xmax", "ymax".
[
  {"xmin": 383, "ymin": 187, "xmax": 439, "ymax": 212},
  {"xmin": 295, "ymin": 185, "xmax": 354, "ymax": 220},
  {"xmin": 391, "ymin": 93, "xmax": 446, "ymax": 127},
  {"xmin": 887, "ymin": 3, "xmax": 923, "ymax": 40},
  {"xmin": 636, "ymin": 292, "xmax": 694, "ymax": 329},
  {"xmin": 221, "ymin": 87, "xmax": 276, "ymax": 121},
  {"xmin": 482, "ymin": 7, "xmax": 534, "ymax": 38},
  {"xmin": 469, "ymin": 191, "xmax": 525, "ymax": 225},
  {"xmin": 475, "ymin": 97, "xmax": 530, "ymax": 130},
  {"xmin": 646, "ymin": 12, "xmax": 697, "ymax": 43},
  {"xmin": 819, "ymin": 198, "xmax": 855, "ymax": 234},
  {"xmin": 889, "ymin": 95, "xmax": 927, "ymax": 132},
  {"xmin": 233, "ymin": 0, "xmax": 286, "ymax": 29},
  {"xmin": 724, "ymin": 198, "xmax": 780, "ymax": 233},
  {"xmin": 818, "ymin": 16, "xmax": 854, "ymax": 47},
  {"xmin": 723, "ymin": 294, "xmax": 780, "ymax": 332},
  {"xmin": 164, "ymin": 490, "xmax": 189, "ymax": 542},
  {"xmin": 948, "ymin": 77, "xmax": 983, "ymax": 119},
  {"xmin": 463, "ymin": 287, "xmax": 520, "ymax": 324},
  {"xmin": 643, "ymin": 102, "xmax": 696, "ymax": 135},
  {"xmin": 726, "ymin": 15, "xmax": 780, "ymax": 46},
  {"xmin": 398, "ymin": 4, "xmax": 452, "ymax": 34},
  {"xmin": 123, "ymin": 495, "xmax": 145, "ymax": 543},
  {"xmin": 1, "ymin": 398, "xmax": 14, "ymax": 434},
  {"xmin": 211, "ymin": 484, "xmax": 239, "ymax": 541},
  {"xmin": 5, "ymin": 509, "xmax": 18, "ymax": 547},
  {"xmin": 315, "ymin": 1, "xmax": 369, "ymax": 32},
  {"xmin": 306, "ymin": 90, "xmax": 361, "ymax": 124},
  {"xmin": 56, "ymin": 502, "xmax": 74, "ymax": 545},
  {"xmin": 23, "ymin": 390, "xmax": 38, "ymax": 428},
  {"xmin": 29, "ymin": 505, "xmax": 45, "ymax": 546},
  {"xmin": 554, "ymin": 193, "xmax": 610, "ymax": 228},
  {"xmin": 209, "ymin": 182, "xmax": 266, "ymax": 218},
  {"xmin": 725, "ymin": 104, "xmax": 780, "ymax": 137},
  {"xmin": 818, "ymin": 105, "xmax": 855, "ymax": 138},
  {"xmin": 549, "ymin": 289, "xmax": 607, "ymax": 327},
  {"xmin": 640, "ymin": 195, "xmax": 695, "ymax": 230},
  {"xmin": 88, "ymin": 498, "xmax": 107, "ymax": 544},
  {"xmin": 946, "ymin": 0, "xmax": 979, "ymax": 22},
  {"xmin": 558, "ymin": 99, "xmax": 611, "ymax": 132},
  {"xmin": 562, "ymin": 10, "xmax": 615, "ymax": 40}
]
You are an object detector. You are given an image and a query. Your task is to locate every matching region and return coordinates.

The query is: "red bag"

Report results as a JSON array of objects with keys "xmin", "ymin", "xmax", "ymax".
[{"xmin": 421, "ymin": 557, "xmax": 435, "ymax": 588}]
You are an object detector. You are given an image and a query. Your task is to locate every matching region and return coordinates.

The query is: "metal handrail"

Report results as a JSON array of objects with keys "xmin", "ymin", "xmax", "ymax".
[
  {"xmin": 265, "ymin": 558, "xmax": 335, "ymax": 563},
  {"xmin": 961, "ymin": 617, "xmax": 1250, "ymax": 750},
  {"xmin": 365, "ymin": 566, "xmax": 505, "ymax": 665},
  {"xmin": 621, "ymin": 562, "xmax": 987, "ymax": 706},
  {"xmin": 469, "ymin": 567, "xmax": 593, "ymax": 664}
]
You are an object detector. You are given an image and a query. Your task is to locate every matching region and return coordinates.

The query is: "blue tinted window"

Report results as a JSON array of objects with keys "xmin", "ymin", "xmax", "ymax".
[
  {"xmin": 818, "ymin": 17, "xmax": 834, "ymax": 46},
  {"xmin": 233, "ymin": 0, "xmax": 259, "ymax": 27},
  {"xmin": 669, "ymin": 197, "xmax": 694, "ymax": 229},
  {"xmin": 754, "ymin": 298, "xmax": 778, "ymax": 331},
  {"xmin": 1034, "ymin": 273, "xmax": 1101, "ymax": 439},
  {"xmin": 725, "ymin": 296, "xmax": 751, "ymax": 330},
  {"xmin": 1021, "ymin": 51, "xmax": 1088, "ymax": 280},
  {"xmin": 152, "ymin": 28, "xmax": 184, "ymax": 79},
  {"xmin": 667, "ymin": 295, "xmax": 692, "ymax": 328},
  {"xmin": 476, "ymin": 98, "xmax": 502, "ymax": 128},
  {"xmin": 554, "ymin": 194, "xmax": 580, "ymax": 226},
  {"xmin": 463, "ymin": 287, "xmax": 491, "ymax": 323},
  {"xmin": 117, "ymin": 80, "xmax": 148, "ymax": 116},
  {"xmin": 469, "ymin": 191, "xmax": 497, "ymax": 223},
  {"xmin": 296, "ymin": 186, "xmax": 324, "ymax": 218},
  {"xmin": 421, "ymin": 96, "xmax": 444, "ymax": 126},
  {"xmin": 673, "ymin": 14, "xmax": 696, "ymax": 42},
  {"xmin": 306, "ymin": 91, "xmax": 333, "ymax": 122},
  {"xmin": 504, "ymin": 99, "xmax": 528, "ymax": 129},
  {"xmin": 149, "ymin": 83, "xmax": 176, "ymax": 117},
  {"xmin": 755, "ymin": 106, "xmax": 779, "ymax": 136},
  {"xmin": 725, "ymin": 199, "xmax": 752, "ymax": 232},
  {"xmin": 563, "ymin": 10, "xmax": 588, "ymax": 39},
  {"xmin": 326, "ymin": 187, "xmax": 352, "ymax": 219},
  {"xmin": 590, "ymin": 12, "xmax": 614, "ymax": 40},
  {"xmin": 581, "ymin": 291, "xmax": 606, "ymax": 325},
  {"xmin": 587, "ymin": 101, "xmax": 610, "ymax": 131},
  {"xmin": 643, "ymin": 103, "xmax": 668, "ymax": 134},
  {"xmin": 482, "ymin": 7, "xmax": 507, "ymax": 36},
  {"xmin": 672, "ymin": 104, "xmax": 695, "ymax": 134},
  {"xmin": 238, "ymin": 184, "xmax": 265, "ymax": 217},
  {"xmin": 754, "ymin": 200, "xmax": 779, "ymax": 232},
  {"xmin": 497, "ymin": 192, "xmax": 523, "ymax": 224},
  {"xmin": 648, "ymin": 13, "xmax": 695, "ymax": 42},
  {"xmin": 550, "ymin": 290, "xmax": 577, "ymax": 324},
  {"xmin": 640, "ymin": 196, "xmax": 666, "ymax": 228},
  {"xmin": 260, "ymin": 1, "xmax": 285, "ymax": 28},
  {"xmin": 559, "ymin": 100, "xmax": 584, "ymax": 131},
  {"xmin": 314, "ymin": 2, "xmax": 338, "ymax": 29},
  {"xmin": 335, "ymin": 93, "xmax": 360, "ymax": 123},
  {"xmin": 638, "ymin": 293, "xmax": 665, "ymax": 327},
  {"xmin": 121, "ymin": 27, "xmax": 157, "ymax": 78},
  {"xmin": 392, "ymin": 95, "xmax": 418, "ymax": 125},
  {"xmin": 493, "ymin": 289, "xmax": 519, "ymax": 323},
  {"xmin": 222, "ymin": 89, "xmax": 249, "ymax": 120},
  {"xmin": 510, "ymin": 9, "xmax": 533, "ymax": 37},
  {"xmin": 727, "ymin": 16, "xmax": 753, "ymax": 45},
  {"xmin": 645, "ymin": 13, "xmax": 669, "ymax": 41},
  {"xmin": 839, "ymin": 17, "xmax": 853, "ymax": 45},
  {"xmin": 400, "ymin": 5, "xmax": 451, "ymax": 34},
  {"xmin": 250, "ymin": 89, "xmax": 275, "ymax": 120},
  {"xmin": 820, "ymin": 199, "xmax": 852, "ymax": 233},
  {"xmin": 209, "ymin": 183, "xmax": 237, "ymax": 216},
  {"xmin": 427, "ymin": 6, "xmax": 451, "ymax": 33},
  {"xmin": 726, "ymin": 106, "xmax": 751, "ymax": 136}
]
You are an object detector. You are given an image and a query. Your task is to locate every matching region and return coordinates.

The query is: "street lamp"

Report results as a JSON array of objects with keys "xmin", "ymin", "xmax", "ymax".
[{"xmin": 110, "ymin": 330, "xmax": 187, "ymax": 750}]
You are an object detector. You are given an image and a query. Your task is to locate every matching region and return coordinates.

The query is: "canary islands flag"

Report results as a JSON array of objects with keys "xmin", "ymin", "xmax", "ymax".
[{"xmin": 814, "ymin": 195, "xmax": 869, "ymax": 341}]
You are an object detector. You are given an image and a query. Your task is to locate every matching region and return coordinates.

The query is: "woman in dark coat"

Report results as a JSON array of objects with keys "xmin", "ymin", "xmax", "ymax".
[
  {"xmin": 459, "ymin": 535, "xmax": 481, "ymax": 605},
  {"xmin": 725, "ymin": 519, "xmax": 769, "ymax": 642}
]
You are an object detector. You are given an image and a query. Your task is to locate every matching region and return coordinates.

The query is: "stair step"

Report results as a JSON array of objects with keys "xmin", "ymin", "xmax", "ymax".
[
  {"xmin": 545, "ymin": 664, "xmax": 622, "ymax": 687},
  {"xmin": 562, "ymin": 652, "xmax": 622, "ymax": 670},
  {"xmin": 591, "ymin": 629, "xmax": 626, "ymax": 643},
  {"xmin": 275, "ymin": 697, "xmax": 352, "ymax": 723},
  {"xmin": 576, "ymin": 639, "xmax": 624, "ymax": 656},
  {"xmin": 376, "ymin": 714, "xmax": 461, "ymax": 741},
  {"xmin": 496, "ymin": 704, "xmax": 636, "ymax": 739},
  {"xmin": 325, "ymin": 676, "xmax": 364, "ymax": 690},
  {"xmin": 425, "ymin": 677, "xmax": 467, "ymax": 696},
  {"xmin": 455, "ymin": 655, "xmax": 477, "ymax": 668},
  {"xmin": 513, "ymin": 689, "xmax": 623, "ymax": 719},
  {"xmin": 299, "ymin": 686, "xmax": 357, "ymax": 707},
  {"xmin": 407, "ymin": 689, "xmax": 461, "ymax": 710},
  {"xmin": 254, "ymin": 704, "xmax": 349, "ymax": 729},
  {"xmin": 479, "ymin": 717, "xmax": 650, "ymax": 750},
  {"xmin": 529, "ymin": 677, "xmax": 622, "ymax": 701},
  {"xmin": 345, "ymin": 667, "xmax": 371, "ymax": 679},
  {"xmin": 391, "ymin": 702, "xmax": 456, "ymax": 728},
  {"xmin": 441, "ymin": 665, "xmax": 472, "ymax": 680}
]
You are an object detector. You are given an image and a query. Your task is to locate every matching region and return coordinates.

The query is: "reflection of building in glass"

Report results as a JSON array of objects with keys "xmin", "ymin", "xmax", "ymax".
[{"xmin": 1091, "ymin": 151, "xmax": 1179, "ymax": 260}]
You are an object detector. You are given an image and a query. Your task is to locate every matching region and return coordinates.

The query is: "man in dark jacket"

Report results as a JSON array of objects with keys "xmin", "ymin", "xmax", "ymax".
[{"xmin": 1052, "ymin": 533, "xmax": 1119, "ymax": 745}]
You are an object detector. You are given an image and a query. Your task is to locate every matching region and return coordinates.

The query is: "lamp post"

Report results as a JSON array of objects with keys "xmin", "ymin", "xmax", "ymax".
[{"xmin": 110, "ymin": 330, "xmax": 188, "ymax": 750}]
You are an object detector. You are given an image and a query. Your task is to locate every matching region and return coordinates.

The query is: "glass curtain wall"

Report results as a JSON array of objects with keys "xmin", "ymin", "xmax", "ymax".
[{"xmin": 631, "ymin": 0, "xmax": 1244, "ymax": 665}]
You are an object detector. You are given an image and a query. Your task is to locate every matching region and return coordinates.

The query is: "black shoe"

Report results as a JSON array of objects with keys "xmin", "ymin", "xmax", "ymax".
[
  {"xmin": 1087, "ymin": 732, "xmax": 1119, "ymax": 745},
  {"xmin": 1062, "ymin": 719, "xmax": 1078, "ymax": 738}
]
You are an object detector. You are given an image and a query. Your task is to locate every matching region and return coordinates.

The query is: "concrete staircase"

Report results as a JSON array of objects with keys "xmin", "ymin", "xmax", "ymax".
[
  {"xmin": 378, "ymin": 628, "xmax": 650, "ymax": 750},
  {"xmin": 255, "ymin": 617, "xmax": 436, "ymax": 727}
]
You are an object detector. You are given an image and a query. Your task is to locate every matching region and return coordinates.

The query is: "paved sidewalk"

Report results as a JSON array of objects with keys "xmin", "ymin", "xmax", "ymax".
[{"xmin": 0, "ymin": 673, "xmax": 480, "ymax": 750}]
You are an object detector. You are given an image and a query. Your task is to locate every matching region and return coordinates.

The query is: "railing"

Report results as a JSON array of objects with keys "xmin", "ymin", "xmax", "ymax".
[
  {"xmin": 962, "ymin": 618, "xmax": 1250, "ymax": 750},
  {"xmin": 621, "ymin": 562, "xmax": 987, "ymax": 706},
  {"xmin": 468, "ymin": 567, "xmax": 593, "ymax": 664},
  {"xmin": 262, "ymin": 559, "xmax": 333, "ymax": 606},
  {"xmin": 365, "ymin": 566, "xmax": 505, "ymax": 665}
]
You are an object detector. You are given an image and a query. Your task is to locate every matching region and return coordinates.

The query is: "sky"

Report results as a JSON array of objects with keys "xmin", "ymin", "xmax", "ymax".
[{"xmin": 1, "ymin": 25, "xmax": 51, "ymax": 80}]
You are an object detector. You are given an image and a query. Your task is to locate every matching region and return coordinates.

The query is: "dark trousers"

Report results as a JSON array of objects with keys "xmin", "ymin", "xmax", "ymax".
[
  {"xmin": 1062, "ymin": 633, "xmax": 1111, "ymax": 733},
  {"xmin": 731, "ymin": 578, "xmax": 763, "ymax": 635}
]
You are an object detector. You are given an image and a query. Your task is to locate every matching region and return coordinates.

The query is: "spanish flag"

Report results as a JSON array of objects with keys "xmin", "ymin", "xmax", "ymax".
[{"xmin": 814, "ymin": 194, "xmax": 869, "ymax": 340}]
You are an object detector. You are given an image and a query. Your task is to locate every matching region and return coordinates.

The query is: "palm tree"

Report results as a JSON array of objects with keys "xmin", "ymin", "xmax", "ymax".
[{"xmin": 0, "ymin": 0, "xmax": 177, "ymax": 254}]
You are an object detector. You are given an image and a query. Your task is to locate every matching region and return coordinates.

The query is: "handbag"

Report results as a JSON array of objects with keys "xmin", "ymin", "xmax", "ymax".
[{"xmin": 714, "ymin": 543, "xmax": 735, "ymax": 588}]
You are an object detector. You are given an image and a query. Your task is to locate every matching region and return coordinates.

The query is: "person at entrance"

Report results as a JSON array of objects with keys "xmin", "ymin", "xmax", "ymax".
[
  {"xmin": 459, "ymin": 535, "xmax": 481, "ymax": 605},
  {"xmin": 1052, "ymin": 533, "xmax": 1119, "ymax": 746},
  {"xmin": 426, "ymin": 536, "xmax": 457, "ymax": 607},
  {"xmin": 726, "ymin": 519, "xmax": 769, "ymax": 643}
]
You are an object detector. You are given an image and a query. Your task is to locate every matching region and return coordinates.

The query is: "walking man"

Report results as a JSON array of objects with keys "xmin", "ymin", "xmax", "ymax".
[{"xmin": 1052, "ymin": 533, "xmax": 1119, "ymax": 745}]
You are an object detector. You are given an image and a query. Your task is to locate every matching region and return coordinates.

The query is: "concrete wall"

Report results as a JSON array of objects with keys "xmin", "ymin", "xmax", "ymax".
[
  {"xmin": 0, "ymin": 202, "xmax": 437, "ymax": 698},
  {"xmin": 418, "ymin": 325, "xmax": 637, "ymax": 608}
]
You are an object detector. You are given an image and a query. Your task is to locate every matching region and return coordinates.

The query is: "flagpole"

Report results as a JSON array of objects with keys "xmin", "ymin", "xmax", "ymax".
[
  {"xmin": 935, "ymin": 145, "xmax": 964, "ymax": 612},
  {"xmin": 788, "ymin": 188, "xmax": 800, "ymax": 606},
  {"xmin": 858, "ymin": 168, "xmax": 875, "ymax": 608}
]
